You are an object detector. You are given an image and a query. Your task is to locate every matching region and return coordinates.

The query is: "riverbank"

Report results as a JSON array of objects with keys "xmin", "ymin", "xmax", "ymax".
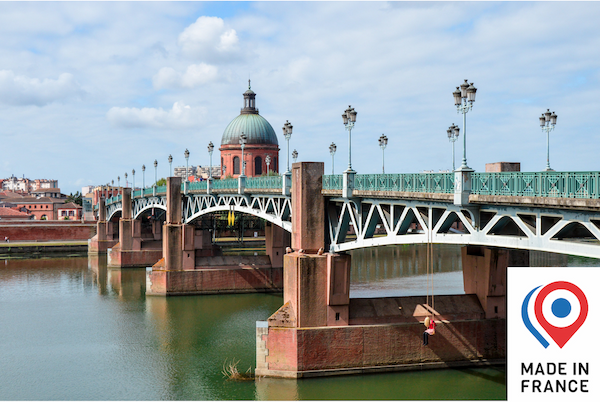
[
  {"xmin": 0, "ymin": 237, "xmax": 267, "ymax": 259},
  {"xmin": 0, "ymin": 240, "xmax": 89, "ymax": 258}
]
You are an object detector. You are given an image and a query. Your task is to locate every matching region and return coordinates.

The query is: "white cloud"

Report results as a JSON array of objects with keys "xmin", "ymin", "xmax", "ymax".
[
  {"xmin": 0, "ymin": 70, "xmax": 84, "ymax": 106},
  {"xmin": 106, "ymin": 101, "xmax": 206, "ymax": 129},
  {"xmin": 152, "ymin": 63, "xmax": 218, "ymax": 89},
  {"xmin": 178, "ymin": 16, "xmax": 240, "ymax": 61}
]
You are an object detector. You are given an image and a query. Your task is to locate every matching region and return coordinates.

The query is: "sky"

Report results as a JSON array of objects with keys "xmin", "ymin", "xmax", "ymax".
[{"xmin": 1, "ymin": 1, "xmax": 600, "ymax": 195}]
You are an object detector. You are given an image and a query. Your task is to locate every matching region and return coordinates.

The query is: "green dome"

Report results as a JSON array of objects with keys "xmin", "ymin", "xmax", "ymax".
[{"xmin": 221, "ymin": 113, "xmax": 279, "ymax": 146}]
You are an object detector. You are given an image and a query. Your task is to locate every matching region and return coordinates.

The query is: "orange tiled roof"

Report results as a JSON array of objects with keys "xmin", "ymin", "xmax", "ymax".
[{"xmin": 0, "ymin": 208, "xmax": 32, "ymax": 218}]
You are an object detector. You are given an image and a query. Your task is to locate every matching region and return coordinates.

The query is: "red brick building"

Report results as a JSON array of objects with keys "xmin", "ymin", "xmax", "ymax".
[{"xmin": 219, "ymin": 82, "xmax": 280, "ymax": 178}]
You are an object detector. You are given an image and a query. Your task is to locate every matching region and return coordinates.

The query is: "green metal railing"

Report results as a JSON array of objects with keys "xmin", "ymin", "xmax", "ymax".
[
  {"xmin": 322, "ymin": 175, "xmax": 343, "ymax": 190},
  {"xmin": 187, "ymin": 181, "xmax": 208, "ymax": 192},
  {"xmin": 246, "ymin": 176, "xmax": 282, "ymax": 189},
  {"xmin": 472, "ymin": 171, "xmax": 600, "ymax": 199},
  {"xmin": 323, "ymin": 173, "xmax": 454, "ymax": 194},
  {"xmin": 211, "ymin": 178, "xmax": 238, "ymax": 190},
  {"xmin": 105, "ymin": 171, "xmax": 600, "ymax": 207}
]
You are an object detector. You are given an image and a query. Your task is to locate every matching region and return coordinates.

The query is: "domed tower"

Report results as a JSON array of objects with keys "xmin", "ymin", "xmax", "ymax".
[{"xmin": 220, "ymin": 81, "xmax": 279, "ymax": 178}]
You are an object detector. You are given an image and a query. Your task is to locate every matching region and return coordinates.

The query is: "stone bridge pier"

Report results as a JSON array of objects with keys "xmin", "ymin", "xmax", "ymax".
[
  {"xmin": 146, "ymin": 177, "xmax": 285, "ymax": 296},
  {"xmin": 256, "ymin": 162, "xmax": 507, "ymax": 379},
  {"xmin": 107, "ymin": 188, "xmax": 163, "ymax": 268},
  {"xmin": 88, "ymin": 197, "xmax": 118, "ymax": 254}
]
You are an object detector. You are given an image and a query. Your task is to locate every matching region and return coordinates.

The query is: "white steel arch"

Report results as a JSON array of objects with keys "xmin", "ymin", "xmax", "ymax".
[{"xmin": 327, "ymin": 197, "xmax": 600, "ymax": 259}]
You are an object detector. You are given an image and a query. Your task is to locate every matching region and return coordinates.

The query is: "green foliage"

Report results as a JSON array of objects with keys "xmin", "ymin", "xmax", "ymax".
[
  {"xmin": 66, "ymin": 191, "xmax": 83, "ymax": 206},
  {"xmin": 156, "ymin": 178, "xmax": 167, "ymax": 186},
  {"xmin": 261, "ymin": 171, "xmax": 280, "ymax": 177}
]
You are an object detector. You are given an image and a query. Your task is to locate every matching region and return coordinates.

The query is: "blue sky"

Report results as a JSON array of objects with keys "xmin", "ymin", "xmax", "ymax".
[{"xmin": 2, "ymin": 1, "xmax": 600, "ymax": 194}]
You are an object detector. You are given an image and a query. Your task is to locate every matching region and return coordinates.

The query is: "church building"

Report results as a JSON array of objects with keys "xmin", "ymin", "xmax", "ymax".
[{"xmin": 220, "ymin": 82, "xmax": 279, "ymax": 178}]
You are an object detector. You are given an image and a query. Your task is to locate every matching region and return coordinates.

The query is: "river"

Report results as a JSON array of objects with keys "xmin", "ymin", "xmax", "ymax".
[{"xmin": 4, "ymin": 244, "xmax": 589, "ymax": 400}]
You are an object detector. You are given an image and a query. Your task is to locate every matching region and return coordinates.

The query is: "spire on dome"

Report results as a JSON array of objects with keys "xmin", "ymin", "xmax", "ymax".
[{"xmin": 242, "ymin": 81, "xmax": 258, "ymax": 114}]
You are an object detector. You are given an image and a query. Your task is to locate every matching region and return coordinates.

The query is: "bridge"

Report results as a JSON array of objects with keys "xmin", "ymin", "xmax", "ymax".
[
  {"xmin": 98, "ymin": 168, "xmax": 600, "ymax": 259},
  {"xmin": 89, "ymin": 163, "xmax": 600, "ymax": 378}
]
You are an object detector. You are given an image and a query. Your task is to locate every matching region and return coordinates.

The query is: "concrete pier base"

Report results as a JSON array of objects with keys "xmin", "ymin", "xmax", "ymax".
[
  {"xmin": 146, "ymin": 257, "xmax": 282, "ymax": 296},
  {"xmin": 107, "ymin": 243, "xmax": 163, "ymax": 268},
  {"xmin": 256, "ymin": 294, "xmax": 505, "ymax": 378},
  {"xmin": 88, "ymin": 198, "xmax": 118, "ymax": 254}
]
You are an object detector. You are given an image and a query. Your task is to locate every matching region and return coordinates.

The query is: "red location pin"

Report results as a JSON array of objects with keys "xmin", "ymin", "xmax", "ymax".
[{"xmin": 534, "ymin": 281, "xmax": 588, "ymax": 348}]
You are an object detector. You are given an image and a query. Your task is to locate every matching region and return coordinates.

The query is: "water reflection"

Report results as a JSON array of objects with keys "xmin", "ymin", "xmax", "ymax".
[{"xmin": 349, "ymin": 244, "xmax": 463, "ymax": 298}]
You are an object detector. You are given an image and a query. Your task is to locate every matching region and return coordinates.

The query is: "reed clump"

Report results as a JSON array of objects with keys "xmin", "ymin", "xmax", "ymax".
[{"xmin": 222, "ymin": 358, "xmax": 255, "ymax": 381}]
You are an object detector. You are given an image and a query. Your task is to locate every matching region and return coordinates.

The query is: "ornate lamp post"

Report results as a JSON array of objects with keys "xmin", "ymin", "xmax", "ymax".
[
  {"xmin": 124, "ymin": 172, "xmax": 128, "ymax": 187},
  {"xmin": 142, "ymin": 165, "xmax": 145, "ymax": 189},
  {"xmin": 153, "ymin": 160, "xmax": 158, "ymax": 186},
  {"xmin": 132, "ymin": 169, "xmax": 136, "ymax": 195},
  {"xmin": 168, "ymin": 154, "xmax": 173, "ymax": 177},
  {"xmin": 208, "ymin": 142, "xmax": 214, "ymax": 180},
  {"xmin": 292, "ymin": 149, "xmax": 298, "ymax": 164},
  {"xmin": 184, "ymin": 149, "xmax": 190, "ymax": 194},
  {"xmin": 341, "ymin": 106, "xmax": 357, "ymax": 198},
  {"xmin": 329, "ymin": 142, "xmax": 337, "ymax": 175},
  {"xmin": 239, "ymin": 133, "xmax": 247, "ymax": 177},
  {"xmin": 540, "ymin": 109, "xmax": 558, "ymax": 171},
  {"xmin": 117, "ymin": 176, "xmax": 120, "ymax": 188},
  {"xmin": 378, "ymin": 134, "xmax": 388, "ymax": 174},
  {"xmin": 453, "ymin": 79, "xmax": 477, "ymax": 169},
  {"xmin": 342, "ymin": 106, "xmax": 357, "ymax": 172},
  {"xmin": 184, "ymin": 149, "xmax": 190, "ymax": 181},
  {"xmin": 282, "ymin": 121, "xmax": 293, "ymax": 173},
  {"xmin": 447, "ymin": 124, "xmax": 460, "ymax": 171},
  {"xmin": 265, "ymin": 155, "xmax": 271, "ymax": 175}
]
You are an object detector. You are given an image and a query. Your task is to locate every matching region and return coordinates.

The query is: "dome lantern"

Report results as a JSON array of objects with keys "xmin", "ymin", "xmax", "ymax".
[{"xmin": 242, "ymin": 79, "xmax": 258, "ymax": 115}]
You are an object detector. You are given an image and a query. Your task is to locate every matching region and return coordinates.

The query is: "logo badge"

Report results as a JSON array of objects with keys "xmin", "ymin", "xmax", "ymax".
[{"xmin": 522, "ymin": 281, "xmax": 588, "ymax": 348}]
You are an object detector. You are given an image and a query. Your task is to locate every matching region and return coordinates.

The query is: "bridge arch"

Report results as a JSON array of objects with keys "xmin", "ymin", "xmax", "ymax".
[
  {"xmin": 184, "ymin": 194, "xmax": 292, "ymax": 232},
  {"xmin": 327, "ymin": 197, "xmax": 600, "ymax": 259}
]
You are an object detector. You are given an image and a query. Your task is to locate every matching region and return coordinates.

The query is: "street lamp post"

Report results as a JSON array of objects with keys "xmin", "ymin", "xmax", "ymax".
[
  {"xmin": 329, "ymin": 142, "xmax": 337, "ymax": 175},
  {"xmin": 132, "ymin": 169, "xmax": 136, "ymax": 195},
  {"xmin": 540, "ymin": 109, "xmax": 558, "ymax": 171},
  {"xmin": 265, "ymin": 155, "xmax": 271, "ymax": 175},
  {"xmin": 142, "ymin": 165, "xmax": 145, "ymax": 189},
  {"xmin": 168, "ymin": 155, "xmax": 173, "ymax": 177},
  {"xmin": 453, "ymin": 79, "xmax": 477, "ymax": 169},
  {"xmin": 378, "ymin": 134, "xmax": 388, "ymax": 174},
  {"xmin": 184, "ymin": 149, "xmax": 190, "ymax": 181},
  {"xmin": 124, "ymin": 172, "xmax": 128, "ymax": 187},
  {"xmin": 184, "ymin": 149, "xmax": 190, "ymax": 195},
  {"xmin": 342, "ymin": 106, "xmax": 357, "ymax": 172},
  {"xmin": 341, "ymin": 106, "xmax": 357, "ymax": 198},
  {"xmin": 153, "ymin": 160, "xmax": 158, "ymax": 196},
  {"xmin": 282, "ymin": 121, "xmax": 293, "ymax": 173},
  {"xmin": 208, "ymin": 142, "xmax": 214, "ymax": 180},
  {"xmin": 239, "ymin": 133, "xmax": 247, "ymax": 177},
  {"xmin": 117, "ymin": 176, "xmax": 120, "ymax": 188},
  {"xmin": 153, "ymin": 160, "xmax": 158, "ymax": 186},
  {"xmin": 292, "ymin": 149, "xmax": 298, "ymax": 164},
  {"xmin": 447, "ymin": 124, "xmax": 460, "ymax": 171}
]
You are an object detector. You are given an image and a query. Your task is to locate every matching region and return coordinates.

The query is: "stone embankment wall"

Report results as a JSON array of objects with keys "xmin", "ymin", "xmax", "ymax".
[{"xmin": 0, "ymin": 221, "xmax": 97, "ymax": 242}]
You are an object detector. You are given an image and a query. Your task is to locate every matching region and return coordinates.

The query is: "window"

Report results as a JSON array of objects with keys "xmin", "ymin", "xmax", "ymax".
[
  {"xmin": 254, "ymin": 156, "xmax": 262, "ymax": 175},
  {"xmin": 233, "ymin": 156, "xmax": 240, "ymax": 175},
  {"xmin": 69, "ymin": 211, "xmax": 74, "ymax": 216}
]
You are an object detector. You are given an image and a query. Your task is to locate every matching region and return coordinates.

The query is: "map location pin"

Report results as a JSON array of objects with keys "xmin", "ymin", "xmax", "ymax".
[{"xmin": 534, "ymin": 281, "xmax": 588, "ymax": 348}]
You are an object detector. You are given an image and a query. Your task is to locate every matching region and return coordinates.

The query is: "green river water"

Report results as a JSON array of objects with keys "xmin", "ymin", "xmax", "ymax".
[{"xmin": 0, "ymin": 244, "xmax": 518, "ymax": 400}]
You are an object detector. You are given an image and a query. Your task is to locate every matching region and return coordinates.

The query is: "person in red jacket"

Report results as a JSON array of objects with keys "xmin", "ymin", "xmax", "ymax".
[{"xmin": 422, "ymin": 316, "xmax": 436, "ymax": 346}]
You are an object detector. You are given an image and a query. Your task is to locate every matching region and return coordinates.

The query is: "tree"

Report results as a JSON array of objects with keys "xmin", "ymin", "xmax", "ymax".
[
  {"xmin": 66, "ymin": 191, "xmax": 82, "ymax": 206},
  {"xmin": 156, "ymin": 178, "xmax": 167, "ymax": 186}
]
